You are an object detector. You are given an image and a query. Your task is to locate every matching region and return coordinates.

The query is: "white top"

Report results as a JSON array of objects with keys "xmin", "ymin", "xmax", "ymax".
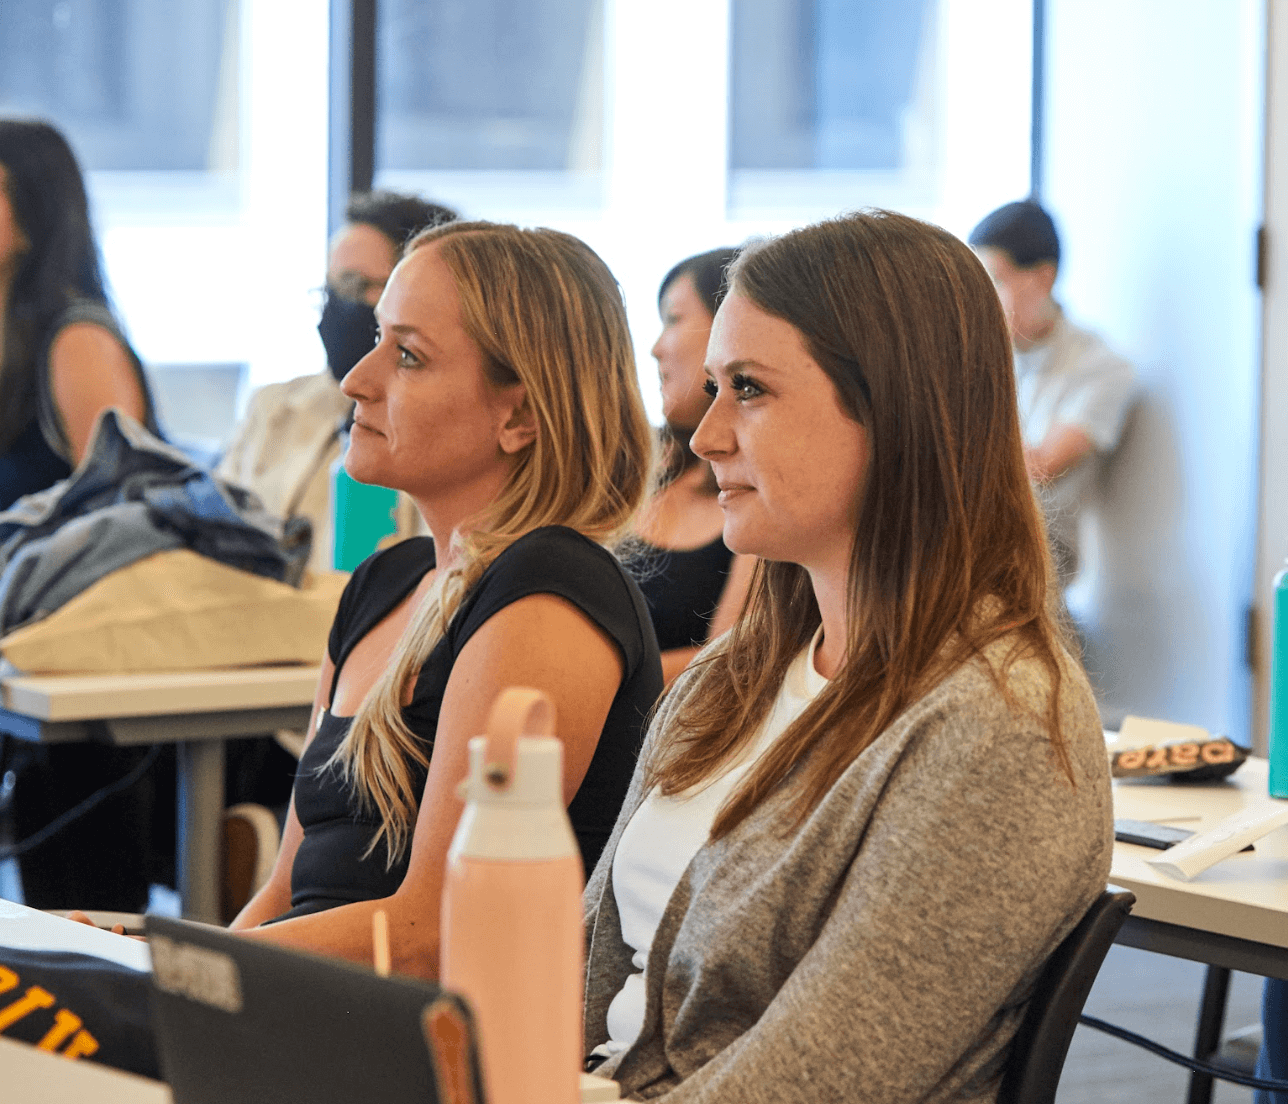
[
  {"xmin": 603, "ymin": 631, "xmax": 829, "ymax": 1053},
  {"xmin": 1014, "ymin": 309, "xmax": 1134, "ymax": 581}
]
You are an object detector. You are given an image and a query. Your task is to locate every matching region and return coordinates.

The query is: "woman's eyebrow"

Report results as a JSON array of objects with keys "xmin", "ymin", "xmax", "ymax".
[
  {"xmin": 705, "ymin": 357, "xmax": 777, "ymax": 377},
  {"xmin": 380, "ymin": 320, "xmax": 443, "ymax": 356}
]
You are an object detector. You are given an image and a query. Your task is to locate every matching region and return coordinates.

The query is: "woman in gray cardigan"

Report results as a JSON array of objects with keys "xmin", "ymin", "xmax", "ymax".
[{"xmin": 583, "ymin": 210, "xmax": 1114, "ymax": 1103}]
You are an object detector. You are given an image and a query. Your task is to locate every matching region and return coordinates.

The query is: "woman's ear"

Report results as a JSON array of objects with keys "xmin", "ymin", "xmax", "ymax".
[{"xmin": 498, "ymin": 387, "xmax": 538, "ymax": 455}]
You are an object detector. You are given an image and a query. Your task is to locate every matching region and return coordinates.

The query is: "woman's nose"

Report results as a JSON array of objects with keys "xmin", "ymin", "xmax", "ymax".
[
  {"xmin": 690, "ymin": 393, "xmax": 729, "ymax": 459},
  {"xmin": 340, "ymin": 345, "xmax": 381, "ymax": 401}
]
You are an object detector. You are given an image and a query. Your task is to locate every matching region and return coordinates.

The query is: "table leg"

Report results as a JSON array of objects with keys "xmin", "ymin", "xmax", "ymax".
[
  {"xmin": 176, "ymin": 740, "xmax": 224, "ymax": 925},
  {"xmin": 1186, "ymin": 965, "xmax": 1232, "ymax": 1104}
]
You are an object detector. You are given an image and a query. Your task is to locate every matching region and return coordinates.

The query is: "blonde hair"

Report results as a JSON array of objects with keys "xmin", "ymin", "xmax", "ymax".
[
  {"xmin": 646, "ymin": 210, "xmax": 1071, "ymax": 838},
  {"xmin": 328, "ymin": 220, "xmax": 653, "ymax": 864}
]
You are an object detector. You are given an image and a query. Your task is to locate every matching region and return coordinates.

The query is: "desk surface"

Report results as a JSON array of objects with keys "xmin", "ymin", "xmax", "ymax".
[
  {"xmin": 0, "ymin": 666, "xmax": 320, "ymax": 923},
  {"xmin": 1111, "ymin": 756, "xmax": 1288, "ymax": 950},
  {"xmin": 0, "ymin": 1035, "xmax": 172, "ymax": 1104},
  {"xmin": 0, "ymin": 664, "xmax": 320, "ymax": 723}
]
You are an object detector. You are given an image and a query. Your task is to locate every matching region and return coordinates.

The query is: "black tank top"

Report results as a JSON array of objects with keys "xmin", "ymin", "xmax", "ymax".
[
  {"xmin": 281, "ymin": 526, "xmax": 663, "ymax": 920},
  {"xmin": 0, "ymin": 299, "xmax": 161, "ymax": 511},
  {"xmin": 0, "ymin": 420, "xmax": 71, "ymax": 511},
  {"xmin": 634, "ymin": 535, "xmax": 735, "ymax": 652}
]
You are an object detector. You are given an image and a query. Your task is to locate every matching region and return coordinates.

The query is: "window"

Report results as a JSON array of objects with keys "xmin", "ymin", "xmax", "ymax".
[
  {"xmin": 375, "ymin": 0, "xmax": 604, "ymax": 213},
  {"xmin": 0, "ymin": 0, "xmax": 332, "ymax": 435},
  {"xmin": 0, "ymin": 0, "xmax": 235, "ymax": 171},
  {"xmin": 728, "ymin": 0, "xmax": 940, "ymax": 215}
]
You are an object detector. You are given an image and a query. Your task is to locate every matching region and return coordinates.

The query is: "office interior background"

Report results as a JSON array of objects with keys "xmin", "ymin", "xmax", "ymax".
[{"xmin": 0, "ymin": 0, "xmax": 1276, "ymax": 761}]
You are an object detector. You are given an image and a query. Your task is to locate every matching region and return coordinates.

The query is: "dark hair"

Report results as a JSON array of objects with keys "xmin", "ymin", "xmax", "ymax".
[
  {"xmin": 0, "ymin": 118, "xmax": 127, "ymax": 450},
  {"xmin": 345, "ymin": 191, "xmax": 458, "ymax": 251},
  {"xmin": 968, "ymin": 199, "xmax": 1061, "ymax": 269},
  {"xmin": 658, "ymin": 247, "xmax": 739, "ymax": 317},
  {"xmin": 648, "ymin": 209, "xmax": 1070, "ymax": 836}
]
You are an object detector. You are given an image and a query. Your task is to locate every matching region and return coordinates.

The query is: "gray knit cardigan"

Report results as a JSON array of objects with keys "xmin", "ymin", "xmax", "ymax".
[{"xmin": 583, "ymin": 634, "xmax": 1113, "ymax": 1103}]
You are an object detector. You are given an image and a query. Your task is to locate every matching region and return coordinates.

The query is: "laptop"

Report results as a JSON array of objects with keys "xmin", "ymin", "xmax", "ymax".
[{"xmin": 145, "ymin": 914, "xmax": 485, "ymax": 1104}]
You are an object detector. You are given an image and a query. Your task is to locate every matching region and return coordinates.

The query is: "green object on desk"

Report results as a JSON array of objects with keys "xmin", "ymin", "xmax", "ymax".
[
  {"xmin": 331, "ymin": 456, "xmax": 398, "ymax": 572},
  {"xmin": 1271, "ymin": 564, "xmax": 1288, "ymax": 797}
]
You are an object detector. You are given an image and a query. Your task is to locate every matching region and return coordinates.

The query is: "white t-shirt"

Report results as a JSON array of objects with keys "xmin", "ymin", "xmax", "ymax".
[
  {"xmin": 602, "ymin": 629, "xmax": 829, "ymax": 1054},
  {"xmin": 1014, "ymin": 309, "xmax": 1134, "ymax": 583}
]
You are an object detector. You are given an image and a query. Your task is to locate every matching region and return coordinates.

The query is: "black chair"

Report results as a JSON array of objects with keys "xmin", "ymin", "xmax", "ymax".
[{"xmin": 998, "ymin": 888, "xmax": 1137, "ymax": 1104}]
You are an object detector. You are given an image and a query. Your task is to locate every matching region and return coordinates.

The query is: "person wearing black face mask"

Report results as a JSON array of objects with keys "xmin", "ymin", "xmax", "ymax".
[
  {"xmin": 219, "ymin": 192, "xmax": 457, "ymax": 572},
  {"xmin": 317, "ymin": 291, "xmax": 379, "ymax": 385}
]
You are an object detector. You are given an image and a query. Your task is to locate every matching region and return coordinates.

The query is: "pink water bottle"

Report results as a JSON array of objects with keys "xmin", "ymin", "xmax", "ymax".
[{"xmin": 440, "ymin": 688, "xmax": 584, "ymax": 1104}]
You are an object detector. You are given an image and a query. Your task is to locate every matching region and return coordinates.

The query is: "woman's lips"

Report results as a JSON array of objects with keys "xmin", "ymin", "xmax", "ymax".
[{"xmin": 717, "ymin": 485, "xmax": 753, "ymax": 506}]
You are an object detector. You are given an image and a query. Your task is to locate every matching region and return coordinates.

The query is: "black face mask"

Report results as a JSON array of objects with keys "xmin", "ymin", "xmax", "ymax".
[{"xmin": 317, "ymin": 291, "xmax": 379, "ymax": 382}]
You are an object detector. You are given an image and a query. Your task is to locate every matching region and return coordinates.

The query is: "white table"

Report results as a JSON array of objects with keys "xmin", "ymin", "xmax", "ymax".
[
  {"xmin": 0, "ymin": 1037, "xmax": 621, "ymax": 1104},
  {"xmin": 1111, "ymin": 755, "xmax": 1288, "ymax": 1102},
  {"xmin": 0, "ymin": 903, "xmax": 621, "ymax": 1101},
  {"xmin": 0, "ymin": 666, "xmax": 319, "ymax": 924},
  {"xmin": 0, "ymin": 1035, "xmax": 172, "ymax": 1104},
  {"xmin": 1111, "ymin": 756, "xmax": 1288, "ymax": 979}
]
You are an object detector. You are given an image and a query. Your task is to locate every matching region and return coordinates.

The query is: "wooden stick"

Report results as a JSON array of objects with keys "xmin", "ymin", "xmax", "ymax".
[{"xmin": 372, "ymin": 908, "xmax": 391, "ymax": 978}]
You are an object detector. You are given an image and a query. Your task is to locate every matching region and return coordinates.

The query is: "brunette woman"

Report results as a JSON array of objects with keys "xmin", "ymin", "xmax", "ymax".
[
  {"xmin": 583, "ymin": 211, "xmax": 1113, "ymax": 1102},
  {"xmin": 636, "ymin": 249, "xmax": 754, "ymax": 685},
  {"xmin": 0, "ymin": 118, "xmax": 164, "ymax": 912},
  {"xmin": 0, "ymin": 118, "xmax": 159, "ymax": 509}
]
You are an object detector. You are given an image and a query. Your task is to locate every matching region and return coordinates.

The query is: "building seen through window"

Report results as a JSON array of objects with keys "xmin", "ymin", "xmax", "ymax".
[
  {"xmin": 728, "ymin": 0, "xmax": 939, "ymax": 214},
  {"xmin": 0, "ymin": 0, "xmax": 237, "ymax": 174}
]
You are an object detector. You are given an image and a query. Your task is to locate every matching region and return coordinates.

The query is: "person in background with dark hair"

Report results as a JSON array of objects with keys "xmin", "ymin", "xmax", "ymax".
[
  {"xmin": 219, "ymin": 191, "xmax": 458, "ymax": 571},
  {"xmin": 0, "ymin": 118, "xmax": 166, "ymax": 911},
  {"xmin": 0, "ymin": 118, "xmax": 161, "ymax": 510},
  {"xmin": 635, "ymin": 248, "xmax": 754, "ymax": 686},
  {"xmin": 969, "ymin": 199, "xmax": 1135, "ymax": 589},
  {"xmin": 582, "ymin": 210, "xmax": 1112, "ymax": 1101}
]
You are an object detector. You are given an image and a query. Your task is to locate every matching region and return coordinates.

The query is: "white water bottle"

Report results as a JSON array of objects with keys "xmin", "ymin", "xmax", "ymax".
[{"xmin": 440, "ymin": 688, "xmax": 584, "ymax": 1104}]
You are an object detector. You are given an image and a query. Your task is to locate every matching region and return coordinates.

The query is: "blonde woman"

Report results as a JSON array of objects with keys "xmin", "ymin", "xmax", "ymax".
[
  {"xmin": 230, "ymin": 221, "xmax": 662, "ymax": 979},
  {"xmin": 583, "ymin": 211, "xmax": 1113, "ymax": 1101}
]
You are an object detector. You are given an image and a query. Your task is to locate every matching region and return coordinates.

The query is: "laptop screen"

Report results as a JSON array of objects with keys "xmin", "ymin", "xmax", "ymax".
[{"xmin": 145, "ymin": 915, "xmax": 483, "ymax": 1104}]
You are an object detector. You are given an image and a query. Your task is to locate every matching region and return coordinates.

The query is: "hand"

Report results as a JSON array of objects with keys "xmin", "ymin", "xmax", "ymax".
[{"xmin": 64, "ymin": 909, "xmax": 144, "ymax": 940}]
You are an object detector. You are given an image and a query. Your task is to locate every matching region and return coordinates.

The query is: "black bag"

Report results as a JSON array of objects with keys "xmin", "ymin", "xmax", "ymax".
[{"xmin": 0, "ymin": 946, "xmax": 160, "ymax": 1079}]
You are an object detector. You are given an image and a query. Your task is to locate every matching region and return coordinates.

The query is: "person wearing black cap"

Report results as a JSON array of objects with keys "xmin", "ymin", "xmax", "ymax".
[{"xmin": 969, "ymin": 199, "xmax": 1135, "ymax": 588}]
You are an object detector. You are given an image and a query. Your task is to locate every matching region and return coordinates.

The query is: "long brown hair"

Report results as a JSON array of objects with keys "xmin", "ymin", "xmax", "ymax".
[
  {"xmin": 646, "ymin": 209, "xmax": 1070, "ymax": 839},
  {"xmin": 330, "ymin": 220, "xmax": 654, "ymax": 864}
]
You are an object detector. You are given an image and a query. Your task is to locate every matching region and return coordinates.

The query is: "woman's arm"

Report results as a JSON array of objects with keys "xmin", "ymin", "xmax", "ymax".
[
  {"xmin": 229, "ymin": 651, "xmax": 335, "ymax": 931},
  {"xmin": 239, "ymin": 592, "xmax": 624, "ymax": 979},
  {"xmin": 657, "ymin": 553, "xmax": 755, "ymax": 687},
  {"xmin": 47, "ymin": 322, "xmax": 147, "ymax": 464}
]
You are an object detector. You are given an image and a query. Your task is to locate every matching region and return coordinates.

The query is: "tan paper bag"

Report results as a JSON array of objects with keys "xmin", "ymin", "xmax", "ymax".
[{"xmin": 0, "ymin": 549, "xmax": 348, "ymax": 674}]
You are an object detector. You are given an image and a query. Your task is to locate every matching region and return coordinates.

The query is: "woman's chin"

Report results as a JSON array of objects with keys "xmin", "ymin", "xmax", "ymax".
[{"xmin": 342, "ymin": 457, "xmax": 386, "ymax": 488}]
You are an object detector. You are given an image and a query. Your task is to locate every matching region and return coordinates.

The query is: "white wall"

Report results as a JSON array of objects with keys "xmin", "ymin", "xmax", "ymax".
[{"xmin": 1045, "ymin": 0, "xmax": 1264, "ymax": 738}]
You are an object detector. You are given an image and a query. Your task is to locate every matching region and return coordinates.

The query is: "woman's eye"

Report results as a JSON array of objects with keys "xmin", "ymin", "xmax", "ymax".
[
  {"xmin": 730, "ymin": 373, "xmax": 763, "ymax": 400},
  {"xmin": 396, "ymin": 345, "xmax": 418, "ymax": 368},
  {"xmin": 702, "ymin": 378, "xmax": 718, "ymax": 398}
]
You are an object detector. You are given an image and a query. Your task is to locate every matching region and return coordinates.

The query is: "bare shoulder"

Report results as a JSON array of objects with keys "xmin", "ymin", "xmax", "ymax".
[{"xmin": 48, "ymin": 319, "xmax": 135, "ymax": 371}]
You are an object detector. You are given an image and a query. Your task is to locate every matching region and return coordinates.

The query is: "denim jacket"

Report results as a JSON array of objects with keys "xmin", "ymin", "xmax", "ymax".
[{"xmin": 0, "ymin": 410, "xmax": 310, "ymax": 634}]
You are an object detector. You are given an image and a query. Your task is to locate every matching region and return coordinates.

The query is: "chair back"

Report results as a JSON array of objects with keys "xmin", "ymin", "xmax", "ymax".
[{"xmin": 997, "ymin": 888, "xmax": 1136, "ymax": 1104}]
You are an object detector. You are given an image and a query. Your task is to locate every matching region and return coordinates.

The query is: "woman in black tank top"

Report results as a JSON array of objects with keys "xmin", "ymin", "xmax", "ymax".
[
  {"xmin": 221, "ymin": 221, "xmax": 661, "ymax": 980},
  {"xmin": 635, "ymin": 249, "xmax": 755, "ymax": 686},
  {"xmin": 1, "ymin": 121, "xmax": 166, "ymax": 914}
]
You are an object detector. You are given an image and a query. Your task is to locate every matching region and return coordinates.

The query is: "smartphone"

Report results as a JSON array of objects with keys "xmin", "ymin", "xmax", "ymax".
[{"xmin": 1114, "ymin": 818, "xmax": 1195, "ymax": 850}]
